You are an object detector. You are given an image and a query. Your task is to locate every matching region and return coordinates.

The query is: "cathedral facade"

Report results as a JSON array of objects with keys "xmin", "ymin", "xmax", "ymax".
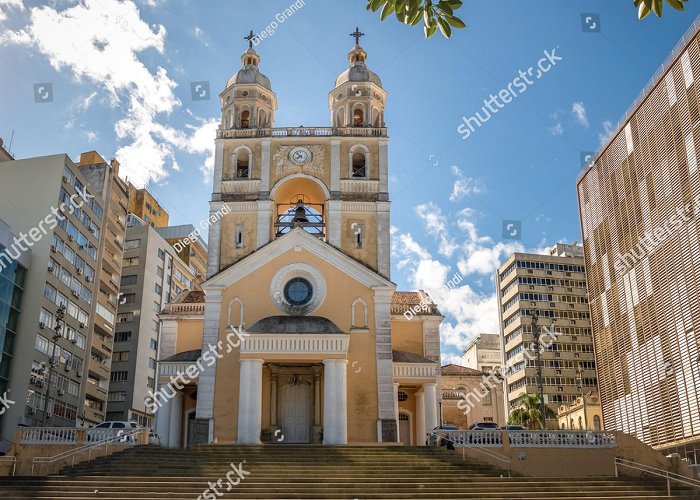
[{"xmin": 153, "ymin": 32, "xmax": 443, "ymax": 447}]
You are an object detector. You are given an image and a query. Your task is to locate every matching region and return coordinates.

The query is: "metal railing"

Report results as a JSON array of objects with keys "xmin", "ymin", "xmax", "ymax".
[
  {"xmin": 429, "ymin": 431, "xmax": 512, "ymax": 477},
  {"xmin": 0, "ymin": 456, "xmax": 16, "ymax": 476},
  {"xmin": 615, "ymin": 457, "xmax": 700, "ymax": 497},
  {"xmin": 31, "ymin": 427, "xmax": 146, "ymax": 476}
]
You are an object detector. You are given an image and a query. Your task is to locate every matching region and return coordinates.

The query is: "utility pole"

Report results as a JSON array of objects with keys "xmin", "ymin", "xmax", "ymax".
[
  {"xmin": 42, "ymin": 305, "xmax": 65, "ymax": 426},
  {"xmin": 531, "ymin": 314, "xmax": 547, "ymax": 430}
]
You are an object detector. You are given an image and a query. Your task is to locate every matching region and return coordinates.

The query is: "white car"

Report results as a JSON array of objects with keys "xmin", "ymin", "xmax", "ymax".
[{"xmin": 87, "ymin": 421, "xmax": 139, "ymax": 442}]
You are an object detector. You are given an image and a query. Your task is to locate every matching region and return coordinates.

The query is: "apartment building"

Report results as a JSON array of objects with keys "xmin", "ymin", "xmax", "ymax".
[
  {"xmin": 495, "ymin": 243, "xmax": 597, "ymax": 426},
  {"xmin": 106, "ymin": 214, "xmax": 197, "ymax": 428},
  {"xmin": 577, "ymin": 18, "xmax": 700, "ymax": 460},
  {"xmin": 0, "ymin": 152, "xmax": 126, "ymax": 439},
  {"xmin": 127, "ymin": 182, "xmax": 169, "ymax": 228},
  {"xmin": 0, "ymin": 218, "xmax": 30, "ymax": 439},
  {"xmin": 460, "ymin": 333, "xmax": 502, "ymax": 373},
  {"xmin": 155, "ymin": 225, "xmax": 208, "ymax": 285}
]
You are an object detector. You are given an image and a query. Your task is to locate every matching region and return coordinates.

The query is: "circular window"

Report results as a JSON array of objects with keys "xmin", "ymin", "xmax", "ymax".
[
  {"xmin": 283, "ymin": 278, "xmax": 313, "ymax": 307},
  {"xmin": 397, "ymin": 391, "xmax": 409, "ymax": 402}
]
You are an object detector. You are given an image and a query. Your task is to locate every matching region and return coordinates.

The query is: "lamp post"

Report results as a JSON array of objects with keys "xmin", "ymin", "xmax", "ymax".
[
  {"xmin": 531, "ymin": 314, "xmax": 547, "ymax": 430},
  {"xmin": 42, "ymin": 304, "xmax": 66, "ymax": 427},
  {"xmin": 576, "ymin": 362, "xmax": 588, "ymax": 430}
]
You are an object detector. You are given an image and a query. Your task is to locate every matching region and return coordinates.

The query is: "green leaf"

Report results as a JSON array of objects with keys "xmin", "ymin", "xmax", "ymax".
[
  {"xmin": 638, "ymin": 1, "xmax": 652, "ymax": 18},
  {"xmin": 436, "ymin": 1, "xmax": 453, "ymax": 15},
  {"xmin": 666, "ymin": 0, "xmax": 686, "ymax": 10},
  {"xmin": 447, "ymin": 0, "xmax": 463, "ymax": 8},
  {"xmin": 444, "ymin": 14, "xmax": 466, "ymax": 28},
  {"xmin": 380, "ymin": 2, "xmax": 395, "ymax": 20},
  {"xmin": 425, "ymin": 22, "xmax": 438, "ymax": 38},
  {"xmin": 651, "ymin": 0, "xmax": 663, "ymax": 16},
  {"xmin": 408, "ymin": 8, "xmax": 424, "ymax": 25},
  {"xmin": 370, "ymin": 0, "xmax": 386, "ymax": 13},
  {"xmin": 437, "ymin": 16, "xmax": 452, "ymax": 37}
]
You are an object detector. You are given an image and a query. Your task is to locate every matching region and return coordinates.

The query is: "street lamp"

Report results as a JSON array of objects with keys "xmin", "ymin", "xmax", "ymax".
[
  {"xmin": 576, "ymin": 362, "xmax": 588, "ymax": 430},
  {"xmin": 42, "ymin": 304, "xmax": 66, "ymax": 427},
  {"xmin": 531, "ymin": 313, "xmax": 547, "ymax": 430}
]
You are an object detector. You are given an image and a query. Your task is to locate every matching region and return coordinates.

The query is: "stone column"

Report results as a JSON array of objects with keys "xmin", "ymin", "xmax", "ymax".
[
  {"xmin": 168, "ymin": 391, "xmax": 183, "ymax": 449},
  {"xmin": 327, "ymin": 200, "xmax": 342, "ymax": 248},
  {"xmin": 154, "ymin": 385, "xmax": 172, "ymax": 448},
  {"xmin": 270, "ymin": 370, "xmax": 278, "ymax": 427},
  {"xmin": 393, "ymin": 382, "xmax": 400, "ymax": 443},
  {"xmin": 260, "ymin": 140, "xmax": 271, "ymax": 193},
  {"xmin": 423, "ymin": 383, "xmax": 438, "ymax": 434},
  {"xmin": 196, "ymin": 288, "xmax": 222, "ymax": 430},
  {"xmin": 330, "ymin": 138, "xmax": 340, "ymax": 194},
  {"xmin": 256, "ymin": 200, "xmax": 272, "ymax": 248},
  {"xmin": 313, "ymin": 370, "xmax": 321, "ymax": 426},
  {"xmin": 238, "ymin": 358, "xmax": 263, "ymax": 444},
  {"xmin": 322, "ymin": 359, "xmax": 348, "ymax": 445},
  {"xmin": 416, "ymin": 389, "xmax": 426, "ymax": 446}
]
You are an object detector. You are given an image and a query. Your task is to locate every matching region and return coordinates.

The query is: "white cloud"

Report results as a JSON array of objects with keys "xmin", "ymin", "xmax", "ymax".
[
  {"xmin": 414, "ymin": 202, "xmax": 458, "ymax": 258},
  {"xmin": 193, "ymin": 26, "xmax": 209, "ymax": 47},
  {"xmin": 183, "ymin": 118, "xmax": 219, "ymax": 182},
  {"xmin": 84, "ymin": 130, "xmax": 99, "ymax": 142},
  {"xmin": 0, "ymin": 0, "xmax": 24, "ymax": 22},
  {"xmin": 598, "ymin": 120, "xmax": 615, "ymax": 145},
  {"xmin": 78, "ymin": 91, "xmax": 98, "ymax": 111},
  {"xmin": 1, "ymin": 0, "xmax": 216, "ymax": 187},
  {"xmin": 449, "ymin": 165, "xmax": 484, "ymax": 202},
  {"xmin": 549, "ymin": 122, "xmax": 563, "ymax": 136},
  {"xmin": 572, "ymin": 101, "xmax": 589, "ymax": 127}
]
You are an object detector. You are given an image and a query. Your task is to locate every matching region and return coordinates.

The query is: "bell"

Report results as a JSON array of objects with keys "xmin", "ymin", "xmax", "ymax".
[{"xmin": 292, "ymin": 200, "xmax": 308, "ymax": 224}]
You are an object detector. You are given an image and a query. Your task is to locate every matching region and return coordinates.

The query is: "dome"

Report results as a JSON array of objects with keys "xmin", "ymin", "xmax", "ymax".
[
  {"xmin": 333, "ymin": 44, "xmax": 382, "ymax": 89},
  {"xmin": 225, "ymin": 47, "xmax": 272, "ymax": 91}
]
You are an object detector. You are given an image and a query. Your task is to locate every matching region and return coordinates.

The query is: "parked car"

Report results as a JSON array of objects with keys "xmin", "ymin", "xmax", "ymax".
[
  {"xmin": 426, "ymin": 424, "xmax": 459, "ymax": 448},
  {"xmin": 467, "ymin": 422, "xmax": 499, "ymax": 431},
  {"xmin": 500, "ymin": 425, "xmax": 527, "ymax": 430},
  {"xmin": 148, "ymin": 431, "xmax": 161, "ymax": 446},
  {"xmin": 87, "ymin": 421, "xmax": 139, "ymax": 442}
]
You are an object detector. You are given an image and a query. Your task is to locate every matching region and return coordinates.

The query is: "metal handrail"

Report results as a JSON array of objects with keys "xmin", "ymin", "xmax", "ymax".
[
  {"xmin": 615, "ymin": 457, "xmax": 700, "ymax": 496},
  {"xmin": 429, "ymin": 431, "xmax": 512, "ymax": 477},
  {"xmin": 31, "ymin": 427, "xmax": 146, "ymax": 476},
  {"xmin": 0, "ymin": 456, "xmax": 16, "ymax": 476}
]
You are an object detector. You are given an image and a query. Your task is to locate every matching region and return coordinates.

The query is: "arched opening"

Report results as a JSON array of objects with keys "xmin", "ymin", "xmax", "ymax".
[
  {"xmin": 271, "ymin": 176, "xmax": 328, "ymax": 239},
  {"xmin": 570, "ymin": 418, "xmax": 574, "ymax": 429},
  {"xmin": 237, "ymin": 149, "xmax": 250, "ymax": 178},
  {"xmin": 258, "ymin": 110, "xmax": 266, "ymax": 128},
  {"xmin": 353, "ymin": 108, "xmax": 363, "ymax": 127},
  {"xmin": 351, "ymin": 298, "xmax": 367, "ymax": 328},
  {"xmin": 578, "ymin": 416, "xmax": 583, "ymax": 430},
  {"xmin": 241, "ymin": 110, "xmax": 250, "ymax": 129},
  {"xmin": 593, "ymin": 415, "xmax": 601, "ymax": 431},
  {"xmin": 352, "ymin": 152, "xmax": 366, "ymax": 178},
  {"xmin": 372, "ymin": 107, "xmax": 381, "ymax": 127},
  {"xmin": 228, "ymin": 297, "xmax": 244, "ymax": 328}
]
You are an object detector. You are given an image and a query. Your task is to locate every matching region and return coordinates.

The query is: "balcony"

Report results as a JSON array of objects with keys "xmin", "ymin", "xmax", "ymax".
[
  {"xmin": 216, "ymin": 126, "xmax": 388, "ymax": 140},
  {"xmin": 88, "ymin": 358, "xmax": 110, "ymax": 380},
  {"xmin": 85, "ymin": 381, "xmax": 107, "ymax": 402},
  {"xmin": 83, "ymin": 405, "xmax": 105, "ymax": 424}
]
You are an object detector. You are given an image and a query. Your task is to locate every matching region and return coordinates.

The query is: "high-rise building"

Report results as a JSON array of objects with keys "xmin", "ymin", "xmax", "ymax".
[
  {"xmin": 0, "ymin": 152, "xmax": 126, "ymax": 439},
  {"xmin": 577, "ymin": 18, "xmax": 700, "ymax": 459},
  {"xmin": 495, "ymin": 243, "xmax": 597, "ymax": 427},
  {"xmin": 126, "ymin": 182, "xmax": 169, "ymax": 228},
  {"xmin": 460, "ymin": 333, "xmax": 502, "ymax": 373},
  {"xmin": 106, "ymin": 214, "xmax": 198, "ymax": 427},
  {"xmin": 155, "ymin": 225, "xmax": 208, "ymax": 285},
  {"xmin": 0, "ymin": 218, "xmax": 29, "ymax": 438}
]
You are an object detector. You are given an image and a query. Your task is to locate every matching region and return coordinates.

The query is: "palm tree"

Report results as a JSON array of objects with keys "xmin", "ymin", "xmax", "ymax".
[{"xmin": 508, "ymin": 394, "xmax": 556, "ymax": 430}]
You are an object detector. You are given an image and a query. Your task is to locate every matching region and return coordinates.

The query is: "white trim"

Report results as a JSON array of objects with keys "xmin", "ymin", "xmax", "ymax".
[
  {"xmin": 230, "ymin": 145, "xmax": 253, "ymax": 180},
  {"xmin": 203, "ymin": 227, "xmax": 394, "ymax": 291},
  {"xmin": 269, "ymin": 173, "xmax": 331, "ymax": 200},
  {"xmin": 227, "ymin": 297, "xmax": 244, "ymax": 328},
  {"xmin": 398, "ymin": 409, "xmax": 414, "ymax": 446},
  {"xmin": 351, "ymin": 297, "xmax": 368, "ymax": 329},
  {"xmin": 348, "ymin": 143, "xmax": 370, "ymax": 179},
  {"xmin": 241, "ymin": 333, "xmax": 349, "ymax": 355},
  {"xmin": 270, "ymin": 263, "xmax": 327, "ymax": 315}
]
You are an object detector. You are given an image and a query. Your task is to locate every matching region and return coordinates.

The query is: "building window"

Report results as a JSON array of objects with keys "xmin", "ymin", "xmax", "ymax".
[
  {"xmin": 108, "ymin": 391, "xmax": 127, "ymax": 402},
  {"xmin": 148, "ymin": 357, "xmax": 156, "ymax": 369},
  {"xmin": 158, "ymin": 248, "xmax": 165, "ymax": 260},
  {"xmin": 156, "ymin": 266, "xmax": 163, "ymax": 278},
  {"xmin": 147, "ymin": 377, "xmax": 155, "ymax": 389},
  {"xmin": 122, "ymin": 256, "xmax": 139, "ymax": 267},
  {"xmin": 397, "ymin": 390, "xmax": 409, "ymax": 402},
  {"xmin": 483, "ymin": 390, "xmax": 492, "ymax": 405},
  {"xmin": 353, "ymin": 107, "xmax": 363, "ymax": 126},
  {"xmin": 235, "ymin": 225, "xmax": 244, "ymax": 249},
  {"xmin": 120, "ymin": 275, "xmax": 137, "ymax": 286},
  {"xmin": 153, "ymin": 301, "xmax": 160, "ymax": 312},
  {"xmin": 113, "ymin": 351, "xmax": 129, "ymax": 362},
  {"xmin": 150, "ymin": 339, "xmax": 158, "ymax": 350},
  {"xmin": 236, "ymin": 150, "xmax": 250, "ymax": 178},
  {"xmin": 115, "ymin": 331, "xmax": 132, "ymax": 342},
  {"xmin": 120, "ymin": 293, "xmax": 136, "ymax": 305},
  {"xmin": 110, "ymin": 371, "xmax": 128, "ymax": 382},
  {"xmin": 352, "ymin": 152, "xmax": 366, "ymax": 178},
  {"xmin": 155, "ymin": 284, "xmax": 162, "ymax": 295},
  {"xmin": 123, "ymin": 239, "xmax": 140, "ymax": 249},
  {"xmin": 117, "ymin": 312, "xmax": 133, "ymax": 324}
]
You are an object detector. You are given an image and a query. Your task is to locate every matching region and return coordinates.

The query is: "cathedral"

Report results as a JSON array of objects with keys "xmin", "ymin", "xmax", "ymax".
[{"xmin": 153, "ymin": 29, "xmax": 444, "ymax": 447}]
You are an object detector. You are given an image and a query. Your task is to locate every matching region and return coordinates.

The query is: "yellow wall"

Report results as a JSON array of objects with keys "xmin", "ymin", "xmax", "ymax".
[{"xmin": 391, "ymin": 319, "xmax": 425, "ymax": 357}]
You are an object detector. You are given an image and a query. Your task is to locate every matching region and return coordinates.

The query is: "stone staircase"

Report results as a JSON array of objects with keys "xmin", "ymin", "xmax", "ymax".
[{"xmin": 0, "ymin": 445, "xmax": 697, "ymax": 499}]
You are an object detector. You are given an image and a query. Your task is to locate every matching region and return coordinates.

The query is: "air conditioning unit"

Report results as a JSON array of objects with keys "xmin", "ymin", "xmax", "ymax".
[
  {"xmin": 57, "ymin": 389, "xmax": 65, "ymax": 396},
  {"xmin": 28, "ymin": 408, "xmax": 35, "ymax": 415},
  {"xmin": 86, "ymin": 276, "xmax": 93, "ymax": 283},
  {"xmin": 39, "ymin": 322, "xmax": 46, "ymax": 329},
  {"xmin": 70, "ymin": 338, "xmax": 77, "ymax": 344},
  {"xmin": 76, "ymin": 371, "xmax": 82, "ymax": 378},
  {"xmin": 37, "ymin": 380, "xmax": 44, "ymax": 388},
  {"xmin": 48, "ymin": 266, "xmax": 54, "ymax": 273},
  {"xmin": 68, "ymin": 235, "xmax": 74, "ymax": 242},
  {"xmin": 71, "ymin": 290, "xmax": 80, "ymax": 298},
  {"xmin": 64, "ymin": 364, "xmax": 70, "ymax": 372},
  {"xmin": 50, "ymin": 245, "xmax": 57, "ymax": 253},
  {"xmin": 79, "ymin": 322, "xmax": 86, "ymax": 329}
]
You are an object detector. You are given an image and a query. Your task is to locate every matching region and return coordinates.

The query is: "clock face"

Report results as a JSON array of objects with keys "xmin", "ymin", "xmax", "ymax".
[{"xmin": 290, "ymin": 147, "xmax": 311, "ymax": 165}]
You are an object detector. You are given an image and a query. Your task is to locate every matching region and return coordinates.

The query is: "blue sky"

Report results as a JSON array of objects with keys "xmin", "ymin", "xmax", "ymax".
[{"xmin": 1, "ymin": 0, "xmax": 699, "ymax": 363}]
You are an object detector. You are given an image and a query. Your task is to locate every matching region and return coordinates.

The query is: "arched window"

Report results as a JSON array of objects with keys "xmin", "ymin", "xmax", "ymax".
[
  {"xmin": 593, "ymin": 415, "xmax": 601, "ymax": 431},
  {"xmin": 578, "ymin": 416, "xmax": 583, "ymax": 430},
  {"xmin": 241, "ymin": 110, "xmax": 250, "ymax": 129},
  {"xmin": 570, "ymin": 418, "xmax": 575, "ymax": 429},
  {"xmin": 351, "ymin": 298, "xmax": 368, "ymax": 329},
  {"xmin": 349, "ymin": 144, "xmax": 369, "ymax": 179},
  {"xmin": 353, "ymin": 107, "xmax": 363, "ymax": 127},
  {"xmin": 237, "ymin": 149, "xmax": 250, "ymax": 179},
  {"xmin": 227, "ymin": 297, "xmax": 244, "ymax": 329}
]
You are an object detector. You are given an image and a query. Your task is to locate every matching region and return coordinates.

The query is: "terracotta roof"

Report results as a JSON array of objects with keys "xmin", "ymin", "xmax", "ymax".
[
  {"xmin": 392, "ymin": 350, "xmax": 436, "ymax": 364},
  {"xmin": 390, "ymin": 291, "xmax": 440, "ymax": 316},
  {"xmin": 440, "ymin": 363, "xmax": 489, "ymax": 376}
]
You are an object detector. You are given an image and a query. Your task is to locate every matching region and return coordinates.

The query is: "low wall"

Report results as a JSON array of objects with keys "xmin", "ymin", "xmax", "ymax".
[{"xmin": 1, "ymin": 428, "xmax": 148, "ymax": 476}]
